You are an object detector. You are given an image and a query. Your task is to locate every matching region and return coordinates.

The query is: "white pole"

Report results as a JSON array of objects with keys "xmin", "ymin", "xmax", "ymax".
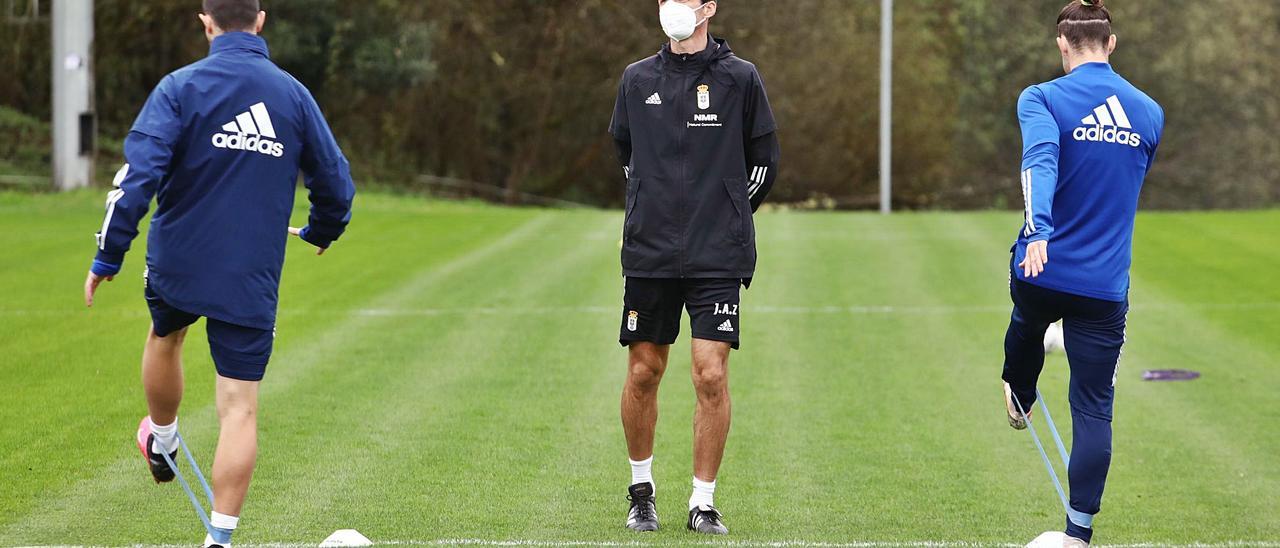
[
  {"xmin": 879, "ymin": 0, "xmax": 893, "ymax": 214},
  {"xmin": 52, "ymin": 0, "xmax": 94, "ymax": 191}
]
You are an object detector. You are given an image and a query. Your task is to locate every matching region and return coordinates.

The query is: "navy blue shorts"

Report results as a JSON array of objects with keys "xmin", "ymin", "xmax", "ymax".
[
  {"xmin": 146, "ymin": 284, "xmax": 273, "ymax": 382},
  {"xmin": 620, "ymin": 277, "xmax": 742, "ymax": 349}
]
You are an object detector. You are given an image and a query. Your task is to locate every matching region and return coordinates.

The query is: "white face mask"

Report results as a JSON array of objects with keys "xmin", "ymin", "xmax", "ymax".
[{"xmin": 660, "ymin": 1, "xmax": 710, "ymax": 42}]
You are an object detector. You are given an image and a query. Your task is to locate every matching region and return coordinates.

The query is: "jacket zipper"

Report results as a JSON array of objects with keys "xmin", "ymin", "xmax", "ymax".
[{"xmin": 677, "ymin": 69, "xmax": 690, "ymax": 278}]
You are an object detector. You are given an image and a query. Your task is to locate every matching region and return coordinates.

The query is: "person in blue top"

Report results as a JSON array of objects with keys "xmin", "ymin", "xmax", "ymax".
[
  {"xmin": 1000, "ymin": 1, "xmax": 1163, "ymax": 546},
  {"xmin": 82, "ymin": 1, "xmax": 355, "ymax": 546}
]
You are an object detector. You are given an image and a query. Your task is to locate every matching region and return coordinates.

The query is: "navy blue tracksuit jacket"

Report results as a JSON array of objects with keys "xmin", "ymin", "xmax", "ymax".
[{"xmin": 92, "ymin": 32, "xmax": 355, "ymax": 330}]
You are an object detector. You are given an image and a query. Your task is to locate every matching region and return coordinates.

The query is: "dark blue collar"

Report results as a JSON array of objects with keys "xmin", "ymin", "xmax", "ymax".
[
  {"xmin": 1071, "ymin": 62, "xmax": 1113, "ymax": 74},
  {"xmin": 209, "ymin": 32, "xmax": 270, "ymax": 58}
]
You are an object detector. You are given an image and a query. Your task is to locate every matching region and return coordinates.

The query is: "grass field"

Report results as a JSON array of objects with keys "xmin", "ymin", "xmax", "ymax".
[{"xmin": 0, "ymin": 189, "xmax": 1277, "ymax": 547}]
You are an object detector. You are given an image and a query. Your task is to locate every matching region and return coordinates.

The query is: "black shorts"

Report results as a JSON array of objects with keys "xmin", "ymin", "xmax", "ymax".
[
  {"xmin": 619, "ymin": 277, "xmax": 742, "ymax": 349},
  {"xmin": 146, "ymin": 283, "xmax": 274, "ymax": 382}
]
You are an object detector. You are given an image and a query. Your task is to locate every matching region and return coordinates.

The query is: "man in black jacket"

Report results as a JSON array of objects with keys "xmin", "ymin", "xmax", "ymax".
[{"xmin": 610, "ymin": 0, "xmax": 779, "ymax": 536}]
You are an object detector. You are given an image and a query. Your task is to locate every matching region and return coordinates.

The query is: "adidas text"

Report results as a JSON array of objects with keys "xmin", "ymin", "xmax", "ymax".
[
  {"xmin": 1072, "ymin": 125, "xmax": 1141, "ymax": 147},
  {"xmin": 211, "ymin": 133, "xmax": 285, "ymax": 157}
]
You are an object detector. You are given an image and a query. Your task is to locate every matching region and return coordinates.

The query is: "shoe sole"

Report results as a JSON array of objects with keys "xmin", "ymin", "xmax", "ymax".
[{"xmin": 1004, "ymin": 383, "xmax": 1030, "ymax": 430}]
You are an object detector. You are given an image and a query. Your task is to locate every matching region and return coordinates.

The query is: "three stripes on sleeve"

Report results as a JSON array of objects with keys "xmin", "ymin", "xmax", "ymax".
[
  {"xmin": 1021, "ymin": 168, "xmax": 1035, "ymax": 237},
  {"xmin": 749, "ymin": 165, "xmax": 768, "ymax": 199}
]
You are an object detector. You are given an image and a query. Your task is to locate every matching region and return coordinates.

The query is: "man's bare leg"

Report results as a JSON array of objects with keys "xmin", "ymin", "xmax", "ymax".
[
  {"xmin": 140, "ymin": 325, "xmax": 187, "ymax": 479},
  {"xmin": 143, "ymin": 327, "xmax": 188, "ymax": 426},
  {"xmin": 621, "ymin": 342, "xmax": 668, "ymax": 531},
  {"xmin": 211, "ymin": 375, "xmax": 259, "ymax": 517},
  {"xmin": 691, "ymin": 339, "xmax": 731, "ymax": 482},
  {"xmin": 689, "ymin": 338, "xmax": 731, "ymax": 513},
  {"xmin": 622, "ymin": 342, "xmax": 671, "ymax": 462}
]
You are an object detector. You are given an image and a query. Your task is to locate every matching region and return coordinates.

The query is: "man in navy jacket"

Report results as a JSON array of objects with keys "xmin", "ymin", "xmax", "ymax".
[{"xmin": 84, "ymin": 1, "xmax": 354, "ymax": 545}]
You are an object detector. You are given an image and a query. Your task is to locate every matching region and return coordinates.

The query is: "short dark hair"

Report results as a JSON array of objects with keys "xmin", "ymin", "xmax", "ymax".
[
  {"xmin": 1057, "ymin": 0, "xmax": 1112, "ymax": 51},
  {"xmin": 202, "ymin": 0, "xmax": 260, "ymax": 32}
]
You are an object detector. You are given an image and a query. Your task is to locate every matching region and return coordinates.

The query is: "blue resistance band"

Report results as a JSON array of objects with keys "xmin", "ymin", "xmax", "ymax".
[
  {"xmin": 158, "ymin": 432, "xmax": 217, "ymax": 538},
  {"xmin": 1037, "ymin": 389, "xmax": 1070, "ymax": 469},
  {"xmin": 1010, "ymin": 390, "xmax": 1072, "ymax": 516}
]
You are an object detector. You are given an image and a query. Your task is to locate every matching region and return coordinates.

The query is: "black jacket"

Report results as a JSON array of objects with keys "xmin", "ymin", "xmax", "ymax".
[{"xmin": 610, "ymin": 37, "xmax": 779, "ymax": 279}]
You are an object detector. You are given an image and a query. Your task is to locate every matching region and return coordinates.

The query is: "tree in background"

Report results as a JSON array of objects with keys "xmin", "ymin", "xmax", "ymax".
[{"xmin": 0, "ymin": 0, "xmax": 1275, "ymax": 209}]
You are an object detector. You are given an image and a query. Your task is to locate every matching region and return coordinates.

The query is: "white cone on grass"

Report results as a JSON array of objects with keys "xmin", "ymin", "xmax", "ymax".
[
  {"xmin": 1026, "ymin": 531, "xmax": 1066, "ymax": 548},
  {"xmin": 320, "ymin": 529, "xmax": 372, "ymax": 547}
]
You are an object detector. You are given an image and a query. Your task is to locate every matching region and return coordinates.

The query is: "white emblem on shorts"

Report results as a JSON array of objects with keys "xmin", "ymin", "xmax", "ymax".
[
  {"xmin": 714, "ymin": 303, "xmax": 739, "ymax": 316},
  {"xmin": 627, "ymin": 310, "xmax": 639, "ymax": 332},
  {"xmin": 717, "ymin": 319, "xmax": 734, "ymax": 333}
]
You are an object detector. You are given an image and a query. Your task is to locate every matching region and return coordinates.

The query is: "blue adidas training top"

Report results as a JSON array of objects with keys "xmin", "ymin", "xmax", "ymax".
[
  {"xmin": 92, "ymin": 32, "xmax": 355, "ymax": 330},
  {"xmin": 1014, "ymin": 62, "xmax": 1164, "ymax": 302}
]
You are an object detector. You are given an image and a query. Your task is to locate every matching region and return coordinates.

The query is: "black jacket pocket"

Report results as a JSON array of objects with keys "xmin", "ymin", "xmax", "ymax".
[
  {"xmin": 721, "ymin": 177, "xmax": 752, "ymax": 246},
  {"xmin": 624, "ymin": 177, "xmax": 642, "ymax": 240}
]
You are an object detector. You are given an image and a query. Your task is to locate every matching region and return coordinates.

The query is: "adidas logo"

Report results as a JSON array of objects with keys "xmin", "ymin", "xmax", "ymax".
[
  {"xmin": 1073, "ymin": 95, "xmax": 1141, "ymax": 148},
  {"xmin": 716, "ymin": 320, "xmax": 734, "ymax": 333},
  {"xmin": 645, "ymin": 93, "xmax": 662, "ymax": 106},
  {"xmin": 210, "ymin": 102, "xmax": 285, "ymax": 157}
]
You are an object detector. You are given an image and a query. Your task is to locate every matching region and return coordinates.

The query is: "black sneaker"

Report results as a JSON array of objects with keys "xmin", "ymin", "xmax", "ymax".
[
  {"xmin": 687, "ymin": 504, "xmax": 728, "ymax": 535},
  {"xmin": 135, "ymin": 416, "xmax": 177, "ymax": 483},
  {"xmin": 625, "ymin": 482, "xmax": 659, "ymax": 531}
]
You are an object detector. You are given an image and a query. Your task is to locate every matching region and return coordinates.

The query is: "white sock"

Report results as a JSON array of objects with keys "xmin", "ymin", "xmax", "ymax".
[
  {"xmin": 150, "ymin": 418, "xmax": 178, "ymax": 454},
  {"xmin": 210, "ymin": 512, "xmax": 239, "ymax": 530},
  {"xmin": 689, "ymin": 476, "xmax": 716, "ymax": 510},
  {"xmin": 629, "ymin": 456, "xmax": 653, "ymax": 488}
]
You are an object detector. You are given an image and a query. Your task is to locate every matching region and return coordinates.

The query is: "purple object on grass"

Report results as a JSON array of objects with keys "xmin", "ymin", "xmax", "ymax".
[{"xmin": 1142, "ymin": 369, "xmax": 1201, "ymax": 381}]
